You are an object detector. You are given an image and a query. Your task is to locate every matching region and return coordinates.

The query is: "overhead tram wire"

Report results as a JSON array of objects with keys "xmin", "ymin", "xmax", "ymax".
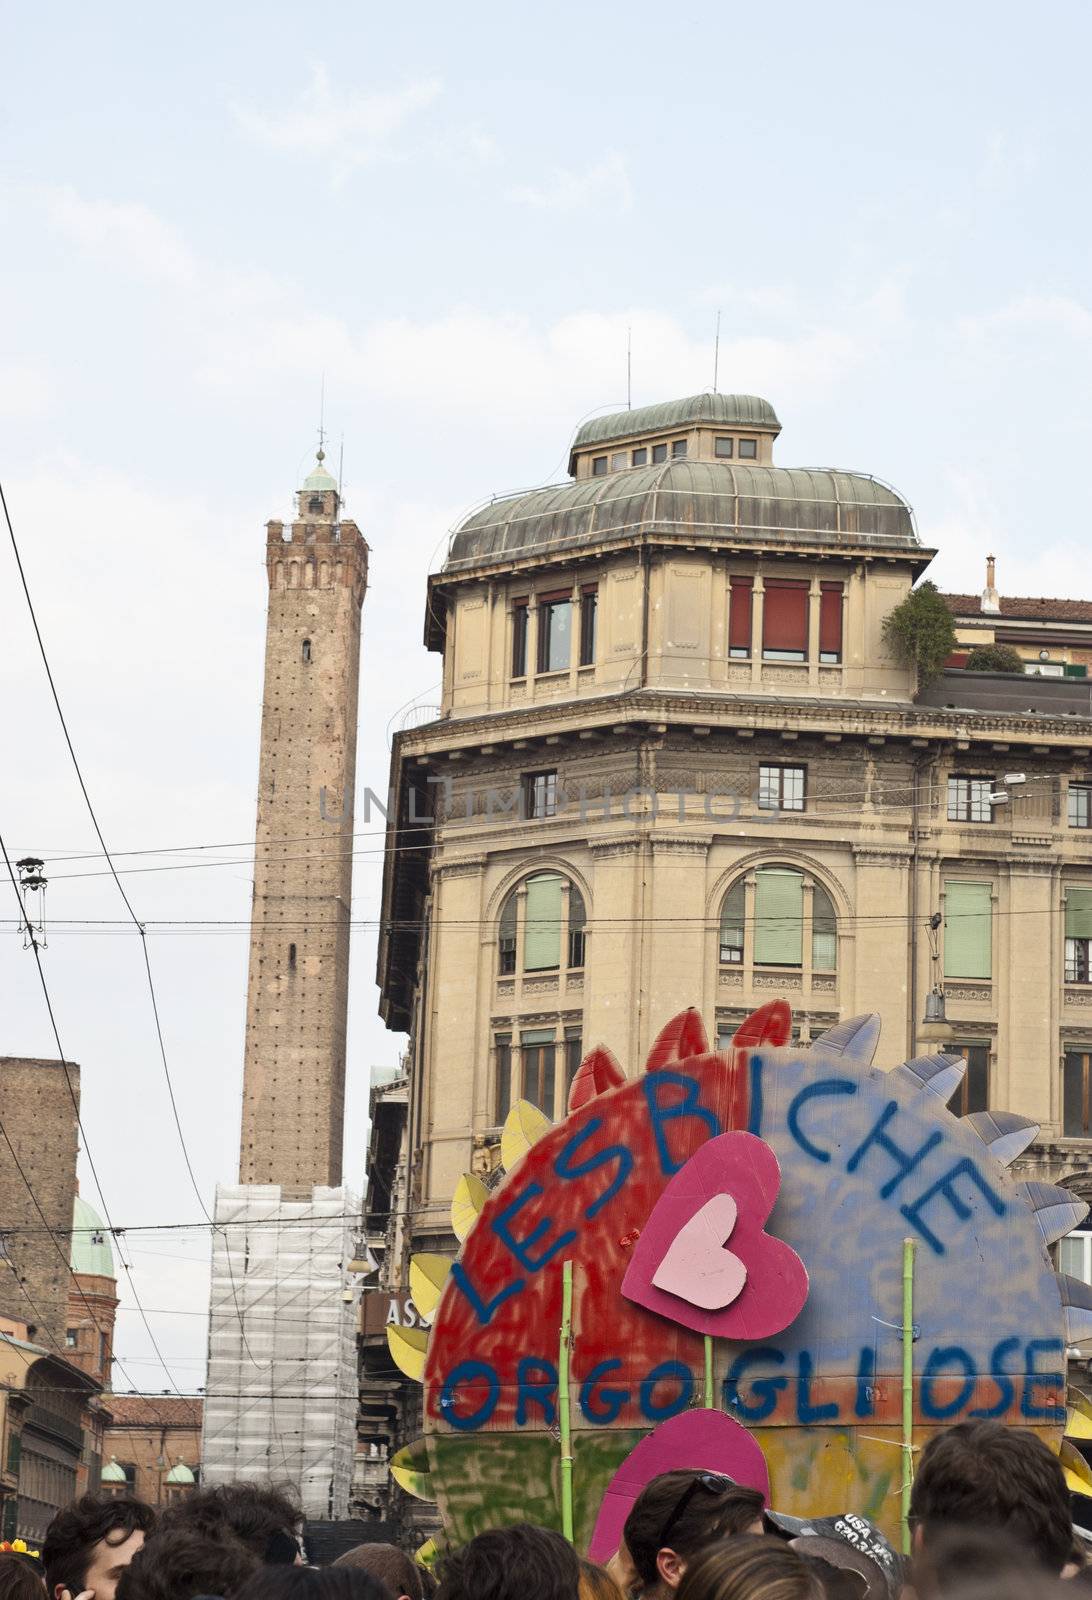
[
  {"xmin": 0, "ymin": 829, "xmax": 191, "ymax": 1401},
  {"xmin": 0, "ymin": 479, "xmax": 263, "ymax": 1375}
]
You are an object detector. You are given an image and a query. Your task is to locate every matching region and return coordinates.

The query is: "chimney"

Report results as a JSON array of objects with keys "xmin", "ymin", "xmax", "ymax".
[{"xmin": 981, "ymin": 553, "xmax": 1000, "ymax": 615}]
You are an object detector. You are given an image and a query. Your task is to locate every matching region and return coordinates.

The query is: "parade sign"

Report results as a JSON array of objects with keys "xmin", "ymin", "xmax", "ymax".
[{"xmin": 389, "ymin": 1004, "xmax": 1090, "ymax": 1554}]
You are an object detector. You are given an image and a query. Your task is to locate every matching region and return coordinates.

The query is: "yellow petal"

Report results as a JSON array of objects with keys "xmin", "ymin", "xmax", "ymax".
[
  {"xmin": 1061, "ymin": 1439, "xmax": 1092, "ymax": 1491},
  {"xmin": 415, "ymin": 1538, "xmax": 440, "ymax": 1570},
  {"xmin": 451, "ymin": 1172, "xmax": 489, "ymax": 1244},
  {"xmin": 409, "ymin": 1254, "xmax": 452, "ymax": 1322},
  {"xmin": 390, "ymin": 1439, "xmax": 433, "ymax": 1501},
  {"xmin": 501, "ymin": 1099, "xmax": 552, "ymax": 1173},
  {"xmin": 386, "ymin": 1323, "xmax": 429, "ymax": 1382},
  {"xmin": 1067, "ymin": 1390, "xmax": 1092, "ymax": 1441}
]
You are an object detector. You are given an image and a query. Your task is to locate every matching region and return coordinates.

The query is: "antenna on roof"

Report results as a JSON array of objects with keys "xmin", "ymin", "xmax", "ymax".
[
  {"xmin": 318, "ymin": 373, "xmax": 327, "ymax": 456},
  {"xmin": 626, "ymin": 325, "xmax": 632, "ymax": 410},
  {"xmin": 713, "ymin": 310, "xmax": 721, "ymax": 394}
]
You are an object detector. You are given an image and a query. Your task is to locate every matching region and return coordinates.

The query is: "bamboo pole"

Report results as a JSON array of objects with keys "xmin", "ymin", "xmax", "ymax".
[
  {"xmin": 704, "ymin": 1333, "xmax": 714, "ymax": 1409},
  {"xmin": 901, "ymin": 1237, "xmax": 916, "ymax": 1555},
  {"xmin": 560, "ymin": 1259, "xmax": 574, "ymax": 1543}
]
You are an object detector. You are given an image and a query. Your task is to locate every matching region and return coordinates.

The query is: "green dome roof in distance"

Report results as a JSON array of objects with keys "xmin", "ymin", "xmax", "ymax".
[
  {"xmin": 71, "ymin": 1194, "xmax": 115, "ymax": 1279},
  {"xmin": 165, "ymin": 1461, "xmax": 195, "ymax": 1485},
  {"xmin": 101, "ymin": 1458, "xmax": 126, "ymax": 1484},
  {"xmin": 303, "ymin": 449, "xmax": 338, "ymax": 492}
]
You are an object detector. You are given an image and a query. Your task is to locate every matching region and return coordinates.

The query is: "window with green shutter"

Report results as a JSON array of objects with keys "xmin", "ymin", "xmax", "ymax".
[
  {"xmin": 1066, "ymin": 887, "xmax": 1092, "ymax": 984},
  {"xmin": 523, "ymin": 874, "xmax": 563, "ymax": 971},
  {"xmin": 754, "ymin": 869, "xmax": 804, "ymax": 967},
  {"xmin": 943, "ymin": 881, "xmax": 992, "ymax": 979}
]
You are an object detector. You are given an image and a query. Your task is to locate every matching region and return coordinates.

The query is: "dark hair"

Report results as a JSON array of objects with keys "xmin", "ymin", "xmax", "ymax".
[
  {"xmin": 577, "ymin": 1558, "xmax": 624, "ymax": 1600},
  {"xmin": 43, "ymin": 1495, "xmax": 156, "ymax": 1597},
  {"xmin": 435, "ymin": 1524, "xmax": 579, "ymax": 1600},
  {"xmin": 676, "ymin": 1538, "xmax": 824, "ymax": 1600},
  {"xmin": 909, "ymin": 1422, "xmax": 1073, "ymax": 1575},
  {"xmin": 155, "ymin": 1482, "xmax": 300, "ymax": 1561},
  {"xmin": 911, "ymin": 1525, "xmax": 1044, "ymax": 1599},
  {"xmin": 623, "ymin": 1472, "xmax": 766, "ymax": 1587},
  {"xmin": 235, "ymin": 1570, "xmax": 390, "ymax": 1600},
  {"xmin": 334, "ymin": 1543, "xmax": 423, "ymax": 1600},
  {"xmin": 0, "ymin": 1552, "xmax": 45, "ymax": 1600},
  {"xmin": 115, "ymin": 1528, "xmax": 258, "ymax": 1600}
]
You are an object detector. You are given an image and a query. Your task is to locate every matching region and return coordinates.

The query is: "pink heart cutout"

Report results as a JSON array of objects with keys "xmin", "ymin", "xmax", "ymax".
[
  {"xmin": 651, "ymin": 1193, "xmax": 747, "ymax": 1309},
  {"xmin": 622, "ymin": 1130, "xmax": 808, "ymax": 1340}
]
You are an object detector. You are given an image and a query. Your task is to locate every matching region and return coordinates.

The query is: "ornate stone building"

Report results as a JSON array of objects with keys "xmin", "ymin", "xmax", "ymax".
[{"xmin": 377, "ymin": 392, "xmax": 1092, "ymax": 1250}]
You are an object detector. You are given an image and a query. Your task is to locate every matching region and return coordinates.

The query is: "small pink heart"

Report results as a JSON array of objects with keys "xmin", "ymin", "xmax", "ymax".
[
  {"xmin": 651, "ymin": 1193, "xmax": 748, "ymax": 1309},
  {"xmin": 622, "ymin": 1130, "xmax": 808, "ymax": 1340}
]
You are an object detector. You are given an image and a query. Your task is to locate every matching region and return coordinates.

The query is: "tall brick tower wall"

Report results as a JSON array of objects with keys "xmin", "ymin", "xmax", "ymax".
[
  {"xmin": 0, "ymin": 1057, "xmax": 80, "ymax": 1352},
  {"xmin": 239, "ymin": 455, "xmax": 369, "ymax": 1189}
]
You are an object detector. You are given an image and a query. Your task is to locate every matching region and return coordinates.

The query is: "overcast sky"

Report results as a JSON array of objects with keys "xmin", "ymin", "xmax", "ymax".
[{"xmin": 2, "ymin": 0, "xmax": 1091, "ymax": 1395}]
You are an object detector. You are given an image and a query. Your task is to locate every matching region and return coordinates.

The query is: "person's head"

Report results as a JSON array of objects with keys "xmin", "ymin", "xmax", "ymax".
[
  {"xmin": 675, "ymin": 1537, "xmax": 824, "ymax": 1600},
  {"xmin": 115, "ymin": 1527, "xmax": 258, "ymax": 1600},
  {"xmin": 909, "ymin": 1422, "xmax": 1072, "ymax": 1576},
  {"xmin": 435, "ymin": 1524, "xmax": 579, "ymax": 1600},
  {"xmin": 155, "ymin": 1483, "xmax": 301, "ymax": 1564},
  {"xmin": 0, "ymin": 1552, "xmax": 45, "ymax": 1600},
  {"xmin": 911, "ymin": 1525, "xmax": 1043, "ymax": 1599},
  {"xmin": 234, "ymin": 1570, "xmax": 392, "ymax": 1600},
  {"xmin": 334, "ymin": 1544, "xmax": 423, "ymax": 1600},
  {"xmin": 43, "ymin": 1495, "xmax": 155, "ymax": 1600},
  {"xmin": 623, "ymin": 1472, "xmax": 766, "ymax": 1595},
  {"xmin": 578, "ymin": 1559, "xmax": 625, "ymax": 1600}
]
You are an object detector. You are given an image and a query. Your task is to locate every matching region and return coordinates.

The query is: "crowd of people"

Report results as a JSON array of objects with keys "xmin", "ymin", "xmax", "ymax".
[{"xmin": 0, "ymin": 1421, "xmax": 1085, "ymax": 1600}]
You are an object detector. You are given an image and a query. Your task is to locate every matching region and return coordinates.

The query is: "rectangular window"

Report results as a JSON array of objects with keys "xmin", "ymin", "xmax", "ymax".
[
  {"xmin": 564, "ymin": 1029, "xmax": 583, "ymax": 1094},
  {"xmin": 512, "ymin": 600, "xmax": 528, "ymax": 678},
  {"xmin": 1060, "ymin": 1232, "xmax": 1092, "ymax": 1284},
  {"xmin": 592, "ymin": 456, "xmax": 608, "ymax": 476},
  {"xmin": 738, "ymin": 438, "xmax": 757, "ymax": 459},
  {"xmin": 1064, "ymin": 1051, "xmax": 1092, "ymax": 1137},
  {"xmin": 611, "ymin": 452, "xmax": 627, "ymax": 471},
  {"xmin": 65, "ymin": 1328, "xmax": 78, "ymax": 1348},
  {"xmin": 946, "ymin": 1043, "xmax": 990, "ymax": 1115},
  {"xmin": 758, "ymin": 765, "xmax": 805, "ymax": 812},
  {"xmin": 524, "ymin": 874, "xmax": 563, "ymax": 970},
  {"xmin": 947, "ymin": 775, "xmax": 994, "ymax": 823},
  {"xmin": 762, "ymin": 580, "xmax": 809, "ymax": 661},
  {"xmin": 494, "ymin": 1034, "xmax": 513, "ymax": 1125},
  {"xmin": 720, "ymin": 882, "xmax": 744, "ymax": 964},
  {"xmin": 754, "ymin": 869, "xmax": 804, "ymax": 967},
  {"xmin": 579, "ymin": 587, "xmax": 598, "ymax": 666},
  {"xmin": 632, "ymin": 447, "xmax": 648, "ymax": 466},
  {"xmin": 715, "ymin": 437, "xmax": 734, "ymax": 458},
  {"xmin": 522, "ymin": 770, "xmax": 558, "ymax": 819},
  {"xmin": 5, "ymin": 1430, "xmax": 19, "ymax": 1476},
  {"xmin": 728, "ymin": 577, "xmax": 753, "ymax": 658},
  {"xmin": 1070, "ymin": 783, "xmax": 1092, "ymax": 829},
  {"xmin": 819, "ymin": 582, "xmax": 843, "ymax": 663},
  {"xmin": 943, "ymin": 881, "xmax": 993, "ymax": 979},
  {"xmin": 521, "ymin": 1029, "xmax": 556, "ymax": 1115},
  {"xmin": 652, "ymin": 443, "xmax": 668, "ymax": 463},
  {"xmin": 672, "ymin": 439, "xmax": 688, "ymax": 458},
  {"xmin": 537, "ymin": 596, "xmax": 573, "ymax": 673},
  {"xmin": 1066, "ymin": 887, "xmax": 1092, "ymax": 982}
]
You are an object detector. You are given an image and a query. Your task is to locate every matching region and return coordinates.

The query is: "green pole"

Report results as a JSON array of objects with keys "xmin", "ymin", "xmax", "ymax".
[
  {"xmin": 559, "ymin": 1259, "xmax": 574, "ymax": 1543},
  {"xmin": 901, "ymin": 1237, "xmax": 916, "ymax": 1556},
  {"xmin": 704, "ymin": 1333, "xmax": 714, "ymax": 1410}
]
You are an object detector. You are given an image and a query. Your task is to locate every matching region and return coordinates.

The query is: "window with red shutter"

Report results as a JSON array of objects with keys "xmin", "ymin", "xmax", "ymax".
[
  {"xmin": 762, "ymin": 581, "xmax": 808, "ymax": 660},
  {"xmin": 819, "ymin": 582, "xmax": 843, "ymax": 663},
  {"xmin": 728, "ymin": 578, "xmax": 753, "ymax": 658}
]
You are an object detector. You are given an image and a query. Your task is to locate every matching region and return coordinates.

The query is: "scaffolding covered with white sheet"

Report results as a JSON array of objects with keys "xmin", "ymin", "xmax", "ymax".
[{"xmin": 202, "ymin": 1183, "xmax": 360, "ymax": 1519}]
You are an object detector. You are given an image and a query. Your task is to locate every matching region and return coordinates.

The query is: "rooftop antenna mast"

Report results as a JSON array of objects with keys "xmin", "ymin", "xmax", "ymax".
[
  {"xmin": 626, "ymin": 325, "xmax": 632, "ymax": 410},
  {"xmin": 713, "ymin": 310, "xmax": 721, "ymax": 394},
  {"xmin": 318, "ymin": 374, "xmax": 327, "ymax": 458}
]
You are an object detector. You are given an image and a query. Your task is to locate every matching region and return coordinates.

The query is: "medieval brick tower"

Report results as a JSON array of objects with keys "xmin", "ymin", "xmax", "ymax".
[
  {"xmin": 240, "ymin": 450, "xmax": 369, "ymax": 1188},
  {"xmin": 203, "ymin": 451, "xmax": 368, "ymax": 1518}
]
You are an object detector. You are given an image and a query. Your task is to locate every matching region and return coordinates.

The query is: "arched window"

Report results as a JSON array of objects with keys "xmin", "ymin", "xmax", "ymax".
[
  {"xmin": 718, "ymin": 866, "xmax": 838, "ymax": 972},
  {"xmin": 497, "ymin": 873, "xmax": 587, "ymax": 975}
]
